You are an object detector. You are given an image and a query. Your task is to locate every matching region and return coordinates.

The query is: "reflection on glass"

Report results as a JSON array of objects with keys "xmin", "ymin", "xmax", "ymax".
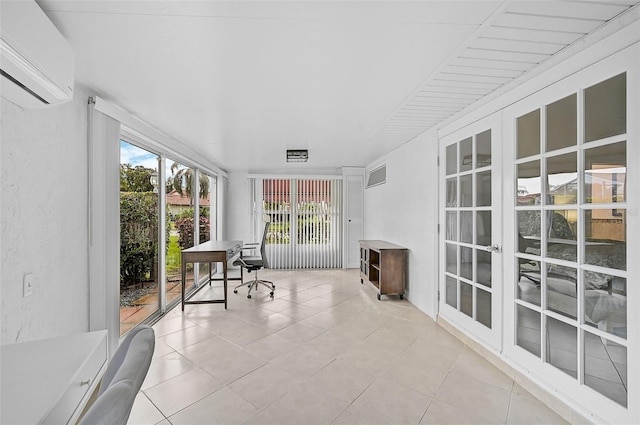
[
  {"xmin": 476, "ymin": 130, "xmax": 491, "ymax": 167},
  {"xmin": 446, "ymin": 143, "xmax": 457, "ymax": 175},
  {"xmin": 546, "ymin": 317, "xmax": 577, "ymax": 378},
  {"xmin": 546, "ymin": 264, "xmax": 577, "ymax": 319},
  {"xmin": 460, "ymin": 247, "xmax": 473, "ymax": 281},
  {"xmin": 446, "ymin": 243, "xmax": 457, "ymax": 275},
  {"xmin": 585, "ymin": 73, "xmax": 626, "ymax": 143},
  {"xmin": 460, "ymin": 174, "xmax": 473, "ymax": 207},
  {"xmin": 476, "ymin": 249, "xmax": 491, "ymax": 288},
  {"xmin": 546, "ymin": 94, "xmax": 577, "ymax": 152},
  {"xmin": 585, "ymin": 209, "xmax": 626, "ymax": 271},
  {"xmin": 198, "ymin": 174, "xmax": 213, "ymax": 284},
  {"xmin": 517, "ymin": 160, "xmax": 541, "ymax": 205},
  {"xmin": 460, "ymin": 211, "xmax": 473, "ymax": 244},
  {"xmin": 517, "ymin": 109, "xmax": 540, "ymax": 159},
  {"xmin": 461, "ymin": 282, "xmax": 473, "ymax": 317},
  {"xmin": 517, "ymin": 305, "xmax": 541, "ymax": 357},
  {"xmin": 460, "ymin": 137, "xmax": 473, "ymax": 172},
  {"xmin": 446, "ymin": 276, "xmax": 457, "ymax": 308},
  {"xmin": 517, "ymin": 259, "xmax": 541, "ymax": 306},
  {"xmin": 446, "ymin": 212, "xmax": 457, "ymax": 241},
  {"xmin": 584, "ymin": 142, "xmax": 626, "ymax": 204},
  {"xmin": 476, "ymin": 211, "xmax": 491, "ymax": 246},
  {"xmin": 547, "ymin": 153, "xmax": 577, "ymax": 204},
  {"xmin": 477, "ymin": 288, "xmax": 491, "ymax": 328},
  {"xmin": 517, "ymin": 210, "xmax": 541, "ymax": 254},
  {"xmin": 547, "ymin": 210, "xmax": 577, "ymax": 262},
  {"xmin": 476, "ymin": 170, "xmax": 491, "ymax": 206},
  {"xmin": 584, "ymin": 331, "xmax": 627, "ymax": 407},
  {"xmin": 446, "ymin": 178, "xmax": 457, "ymax": 207},
  {"xmin": 584, "ymin": 272, "xmax": 626, "ymax": 339}
]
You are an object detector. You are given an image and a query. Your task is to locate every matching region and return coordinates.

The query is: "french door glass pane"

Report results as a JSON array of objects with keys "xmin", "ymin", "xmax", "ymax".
[
  {"xmin": 460, "ymin": 211, "xmax": 473, "ymax": 244},
  {"xmin": 517, "ymin": 109, "xmax": 540, "ymax": 159},
  {"xmin": 460, "ymin": 175, "xmax": 473, "ymax": 207},
  {"xmin": 517, "ymin": 259, "xmax": 541, "ymax": 306},
  {"xmin": 585, "ymin": 209, "xmax": 626, "ymax": 271},
  {"xmin": 584, "ymin": 271, "xmax": 626, "ymax": 339},
  {"xmin": 547, "ymin": 153, "xmax": 577, "ymax": 205},
  {"xmin": 584, "ymin": 73, "xmax": 626, "ymax": 142},
  {"xmin": 446, "ymin": 276, "xmax": 457, "ymax": 308},
  {"xmin": 476, "ymin": 130, "xmax": 492, "ymax": 167},
  {"xmin": 476, "ymin": 171, "xmax": 491, "ymax": 207},
  {"xmin": 476, "ymin": 249, "xmax": 491, "ymax": 288},
  {"xmin": 517, "ymin": 160, "xmax": 541, "ymax": 206},
  {"xmin": 547, "ymin": 210, "xmax": 577, "ymax": 262},
  {"xmin": 546, "ymin": 317, "xmax": 577, "ymax": 378},
  {"xmin": 546, "ymin": 94, "xmax": 577, "ymax": 152},
  {"xmin": 460, "ymin": 282, "xmax": 473, "ymax": 317},
  {"xmin": 517, "ymin": 305, "xmax": 541, "ymax": 357},
  {"xmin": 460, "ymin": 137, "xmax": 472, "ymax": 172},
  {"xmin": 446, "ymin": 144, "xmax": 457, "ymax": 175},
  {"xmin": 119, "ymin": 141, "xmax": 160, "ymax": 335},
  {"xmin": 476, "ymin": 211, "xmax": 491, "ymax": 246},
  {"xmin": 584, "ymin": 142, "xmax": 626, "ymax": 204},
  {"xmin": 546, "ymin": 264, "xmax": 577, "ymax": 319},
  {"xmin": 584, "ymin": 331, "xmax": 627, "ymax": 407},
  {"xmin": 477, "ymin": 288, "xmax": 492, "ymax": 328},
  {"xmin": 446, "ymin": 212, "xmax": 457, "ymax": 241}
]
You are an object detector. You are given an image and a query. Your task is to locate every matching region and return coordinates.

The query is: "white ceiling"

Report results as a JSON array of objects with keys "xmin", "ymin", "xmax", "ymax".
[{"xmin": 37, "ymin": 0, "xmax": 639, "ymax": 173}]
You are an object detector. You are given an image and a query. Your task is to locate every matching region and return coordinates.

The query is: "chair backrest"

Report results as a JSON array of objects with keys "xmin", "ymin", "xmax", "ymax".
[
  {"xmin": 80, "ymin": 325, "xmax": 155, "ymax": 425},
  {"xmin": 260, "ymin": 221, "xmax": 270, "ymax": 269}
]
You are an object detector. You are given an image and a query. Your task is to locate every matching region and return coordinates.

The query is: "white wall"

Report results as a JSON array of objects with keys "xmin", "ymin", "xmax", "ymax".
[
  {"xmin": 226, "ymin": 171, "xmax": 253, "ymax": 243},
  {"xmin": 1, "ymin": 85, "xmax": 91, "ymax": 344},
  {"xmin": 363, "ymin": 130, "xmax": 439, "ymax": 317}
]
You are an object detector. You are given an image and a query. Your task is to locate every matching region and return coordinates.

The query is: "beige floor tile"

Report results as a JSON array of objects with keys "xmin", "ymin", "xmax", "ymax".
[
  {"xmin": 362, "ymin": 327, "xmax": 417, "ymax": 354},
  {"xmin": 200, "ymin": 344, "xmax": 266, "ymax": 384},
  {"xmin": 305, "ymin": 359, "xmax": 376, "ymax": 402},
  {"xmin": 168, "ymin": 387, "xmax": 259, "ymax": 425},
  {"xmin": 420, "ymin": 399, "xmax": 502, "ymax": 425},
  {"xmin": 151, "ymin": 338, "xmax": 175, "ymax": 359},
  {"xmin": 228, "ymin": 363, "xmax": 302, "ymax": 409},
  {"xmin": 337, "ymin": 341, "xmax": 396, "ymax": 376},
  {"xmin": 268, "ymin": 344, "xmax": 335, "ymax": 379},
  {"xmin": 275, "ymin": 321, "xmax": 325, "ymax": 343},
  {"xmin": 383, "ymin": 357, "xmax": 450, "ymax": 397},
  {"xmin": 217, "ymin": 322, "xmax": 273, "ymax": 346},
  {"xmin": 243, "ymin": 332, "xmax": 300, "ymax": 361},
  {"xmin": 142, "ymin": 351, "xmax": 196, "ymax": 390},
  {"xmin": 507, "ymin": 387, "xmax": 569, "ymax": 425},
  {"xmin": 435, "ymin": 372, "xmax": 511, "ymax": 424},
  {"xmin": 127, "ymin": 393, "xmax": 165, "ymax": 425},
  {"xmin": 257, "ymin": 311, "xmax": 297, "ymax": 332},
  {"xmin": 196, "ymin": 313, "xmax": 250, "ymax": 335},
  {"xmin": 177, "ymin": 335, "xmax": 239, "ymax": 365},
  {"xmin": 451, "ymin": 347, "xmax": 514, "ymax": 392},
  {"xmin": 158, "ymin": 324, "xmax": 215, "ymax": 351},
  {"xmin": 152, "ymin": 315, "xmax": 198, "ymax": 337},
  {"xmin": 144, "ymin": 367, "xmax": 223, "ymax": 417}
]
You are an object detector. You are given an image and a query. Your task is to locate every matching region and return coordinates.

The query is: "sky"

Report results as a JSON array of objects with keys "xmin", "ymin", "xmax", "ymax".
[{"xmin": 120, "ymin": 140, "xmax": 190, "ymax": 178}]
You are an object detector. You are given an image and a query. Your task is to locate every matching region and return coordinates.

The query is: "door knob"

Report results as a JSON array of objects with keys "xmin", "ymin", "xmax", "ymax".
[{"xmin": 484, "ymin": 244, "xmax": 501, "ymax": 253}]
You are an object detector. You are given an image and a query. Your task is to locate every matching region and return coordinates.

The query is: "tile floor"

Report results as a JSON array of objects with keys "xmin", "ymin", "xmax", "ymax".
[{"xmin": 127, "ymin": 268, "xmax": 569, "ymax": 425}]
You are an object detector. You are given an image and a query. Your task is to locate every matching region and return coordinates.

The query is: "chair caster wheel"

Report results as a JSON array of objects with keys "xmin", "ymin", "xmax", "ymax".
[
  {"xmin": 377, "ymin": 294, "xmax": 381, "ymax": 300},
  {"xmin": 270, "ymin": 292, "xmax": 274, "ymax": 298},
  {"xmin": 233, "ymin": 290, "xmax": 238, "ymax": 294},
  {"xmin": 399, "ymin": 294, "xmax": 404, "ymax": 300},
  {"xmin": 247, "ymin": 294, "xmax": 252, "ymax": 299}
]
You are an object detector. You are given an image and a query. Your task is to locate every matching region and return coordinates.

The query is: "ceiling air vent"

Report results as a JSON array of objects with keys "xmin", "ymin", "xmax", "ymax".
[{"xmin": 366, "ymin": 165, "xmax": 386, "ymax": 189}]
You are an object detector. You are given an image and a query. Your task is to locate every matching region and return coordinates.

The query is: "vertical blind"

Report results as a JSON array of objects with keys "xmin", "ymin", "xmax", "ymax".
[{"xmin": 258, "ymin": 178, "xmax": 342, "ymax": 269}]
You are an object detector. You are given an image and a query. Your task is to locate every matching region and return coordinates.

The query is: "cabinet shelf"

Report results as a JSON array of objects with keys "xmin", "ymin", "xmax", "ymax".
[{"xmin": 359, "ymin": 240, "xmax": 407, "ymax": 300}]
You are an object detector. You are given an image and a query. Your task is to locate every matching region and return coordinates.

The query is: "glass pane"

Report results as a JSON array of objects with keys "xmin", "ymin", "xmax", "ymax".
[
  {"xmin": 584, "ymin": 142, "xmax": 626, "ymax": 204},
  {"xmin": 517, "ymin": 160, "xmax": 541, "ymax": 206},
  {"xmin": 460, "ymin": 247, "xmax": 473, "ymax": 281},
  {"xmin": 476, "ymin": 170, "xmax": 491, "ymax": 206},
  {"xmin": 460, "ymin": 137, "xmax": 473, "ymax": 172},
  {"xmin": 167, "ymin": 160, "xmax": 196, "ymax": 302},
  {"xmin": 476, "ymin": 211, "xmax": 491, "ymax": 246},
  {"xmin": 585, "ymin": 209, "xmax": 626, "ymax": 271},
  {"xmin": 584, "ymin": 272, "xmax": 626, "ymax": 339},
  {"xmin": 198, "ymin": 174, "xmax": 213, "ymax": 284},
  {"xmin": 446, "ymin": 212, "xmax": 457, "ymax": 241},
  {"xmin": 546, "ymin": 94, "xmax": 577, "ymax": 152},
  {"xmin": 476, "ymin": 130, "xmax": 491, "ymax": 167},
  {"xmin": 460, "ymin": 211, "xmax": 473, "ymax": 244},
  {"xmin": 546, "ymin": 317, "xmax": 577, "ymax": 378},
  {"xmin": 446, "ymin": 143, "xmax": 457, "ymax": 175},
  {"xmin": 517, "ymin": 259, "xmax": 541, "ymax": 306},
  {"xmin": 517, "ymin": 305, "xmax": 541, "ymax": 357},
  {"xmin": 584, "ymin": 331, "xmax": 627, "ymax": 407},
  {"xmin": 517, "ymin": 211, "xmax": 541, "ymax": 255},
  {"xmin": 546, "ymin": 264, "xmax": 577, "ymax": 319},
  {"xmin": 585, "ymin": 73, "xmax": 626, "ymax": 143},
  {"xmin": 460, "ymin": 282, "xmax": 473, "ymax": 317},
  {"xmin": 446, "ymin": 243, "xmax": 457, "ymax": 275},
  {"xmin": 547, "ymin": 153, "xmax": 577, "ymax": 205},
  {"xmin": 476, "ymin": 249, "xmax": 491, "ymax": 288},
  {"xmin": 517, "ymin": 109, "xmax": 540, "ymax": 159},
  {"xmin": 547, "ymin": 210, "xmax": 577, "ymax": 262},
  {"xmin": 477, "ymin": 288, "xmax": 491, "ymax": 328},
  {"xmin": 460, "ymin": 174, "xmax": 473, "ymax": 207},
  {"xmin": 119, "ymin": 141, "xmax": 160, "ymax": 335},
  {"xmin": 446, "ymin": 178, "xmax": 457, "ymax": 207},
  {"xmin": 446, "ymin": 276, "xmax": 457, "ymax": 308}
]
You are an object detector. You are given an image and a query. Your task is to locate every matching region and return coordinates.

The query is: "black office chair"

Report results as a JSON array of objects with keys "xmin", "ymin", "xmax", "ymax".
[{"xmin": 233, "ymin": 222, "xmax": 275, "ymax": 299}]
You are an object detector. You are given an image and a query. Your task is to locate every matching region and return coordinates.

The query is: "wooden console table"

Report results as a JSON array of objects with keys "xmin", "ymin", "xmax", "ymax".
[{"xmin": 359, "ymin": 240, "xmax": 407, "ymax": 300}]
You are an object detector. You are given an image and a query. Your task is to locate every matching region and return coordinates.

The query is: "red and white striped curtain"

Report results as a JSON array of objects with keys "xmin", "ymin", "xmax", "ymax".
[{"xmin": 258, "ymin": 178, "xmax": 342, "ymax": 269}]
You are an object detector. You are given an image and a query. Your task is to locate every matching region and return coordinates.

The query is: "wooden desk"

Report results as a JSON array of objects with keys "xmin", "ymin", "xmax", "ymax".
[
  {"xmin": 1, "ymin": 330, "xmax": 108, "ymax": 425},
  {"xmin": 181, "ymin": 240, "xmax": 243, "ymax": 310}
]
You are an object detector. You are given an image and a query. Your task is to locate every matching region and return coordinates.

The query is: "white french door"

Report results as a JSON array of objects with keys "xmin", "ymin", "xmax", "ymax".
[{"xmin": 438, "ymin": 112, "xmax": 503, "ymax": 350}]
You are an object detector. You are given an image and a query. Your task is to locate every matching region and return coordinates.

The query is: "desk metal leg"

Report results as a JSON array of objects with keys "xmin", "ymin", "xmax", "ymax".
[
  {"xmin": 223, "ymin": 261, "xmax": 228, "ymax": 309},
  {"xmin": 181, "ymin": 259, "xmax": 186, "ymax": 311}
]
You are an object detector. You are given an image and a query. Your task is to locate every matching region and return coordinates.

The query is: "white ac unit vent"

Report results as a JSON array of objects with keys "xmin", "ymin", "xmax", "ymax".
[
  {"xmin": 0, "ymin": 0, "xmax": 74, "ymax": 108},
  {"xmin": 366, "ymin": 165, "xmax": 386, "ymax": 188}
]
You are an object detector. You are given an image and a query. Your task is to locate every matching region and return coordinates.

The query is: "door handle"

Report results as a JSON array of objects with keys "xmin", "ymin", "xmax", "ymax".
[{"xmin": 484, "ymin": 244, "xmax": 501, "ymax": 253}]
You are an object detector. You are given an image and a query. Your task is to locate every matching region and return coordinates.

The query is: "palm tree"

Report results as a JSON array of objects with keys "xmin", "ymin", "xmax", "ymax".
[{"xmin": 170, "ymin": 162, "xmax": 210, "ymax": 206}]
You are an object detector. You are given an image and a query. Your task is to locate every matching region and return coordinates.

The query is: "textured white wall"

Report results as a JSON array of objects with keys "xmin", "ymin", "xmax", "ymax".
[
  {"xmin": 225, "ymin": 171, "xmax": 253, "ymax": 243},
  {"xmin": 1, "ymin": 86, "xmax": 90, "ymax": 344},
  {"xmin": 363, "ymin": 131, "xmax": 439, "ymax": 317}
]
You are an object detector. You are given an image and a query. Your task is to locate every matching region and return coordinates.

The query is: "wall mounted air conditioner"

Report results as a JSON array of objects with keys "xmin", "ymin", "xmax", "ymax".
[{"xmin": 0, "ymin": 0, "xmax": 74, "ymax": 108}]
